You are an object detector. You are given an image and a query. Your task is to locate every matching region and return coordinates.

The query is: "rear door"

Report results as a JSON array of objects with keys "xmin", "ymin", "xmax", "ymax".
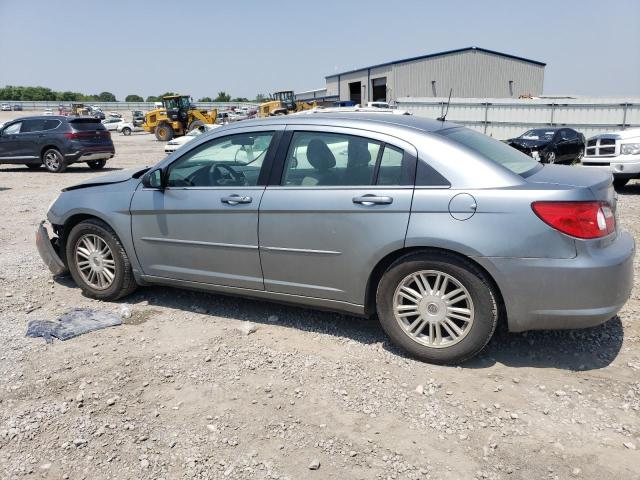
[
  {"xmin": 258, "ymin": 125, "xmax": 417, "ymax": 305},
  {"xmin": 130, "ymin": 127, "xmax": 282, "ymax": 289}
]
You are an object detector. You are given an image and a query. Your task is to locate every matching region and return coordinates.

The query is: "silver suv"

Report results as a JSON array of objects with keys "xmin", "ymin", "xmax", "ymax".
[{"xmin": 37, "ymin": 114, "xmax": 634, "ymax": 364}]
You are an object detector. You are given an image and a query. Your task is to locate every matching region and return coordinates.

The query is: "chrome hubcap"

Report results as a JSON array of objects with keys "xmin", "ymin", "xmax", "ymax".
[
  {"xmin": 44, "ymin": 151, "xmax": 59, "ymax": 169},
  {"xmin": 393, "ymin": 270, "xmax": 474, "ymax": 348},
  {"xmin": 547, "ymin": 152, "xmax": 555, "ymax": 164},
  {"xmin": 75, "ymin": 234, "xmax": 115, "ymax": 290}
]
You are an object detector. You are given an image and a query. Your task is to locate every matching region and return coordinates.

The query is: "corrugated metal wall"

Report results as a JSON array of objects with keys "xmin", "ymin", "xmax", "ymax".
[
  {"xmin": 324, "ymin": 50, "xmax": 544, "ymax": 102},
  {"xmin": 397, "ymin": 97, "xmax": 640, "ymax": 139}
]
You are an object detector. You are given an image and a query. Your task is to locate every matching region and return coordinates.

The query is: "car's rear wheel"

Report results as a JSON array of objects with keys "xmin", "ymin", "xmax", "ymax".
[
  {"xmin": 122, "ymin": 127, "xmax": 132, "ymax": 136},
  {"xmin": 575, "ymin": 148, "xmax": 584, "ymax": 163},
  {"xmin": 87, "ymin": 159, "xmax": 107, "ymax": 170},
  {"xmin": 376, "ymin": 252, "xmax": 498, "ymax": 364},
  {"xmin": 65, "ymin": 219, "xmax": 137, "ymax": 300},
  {"xmin": 26, "ymin": 163, "xmax": 42, "ymax": 170},
  {"xmin": 42, "ymin": 148, "xmax": 67, "ymax": 173}
]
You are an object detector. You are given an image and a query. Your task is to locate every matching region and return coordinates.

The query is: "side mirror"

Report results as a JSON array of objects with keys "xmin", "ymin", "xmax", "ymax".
[{"xmin": 142, "ymin": 168, "xmax": 164, "ymax": 189}]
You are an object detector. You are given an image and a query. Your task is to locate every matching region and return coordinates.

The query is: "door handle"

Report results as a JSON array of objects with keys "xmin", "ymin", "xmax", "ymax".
[
  {"xmin": 221, "ymin": 194, "xmax": 252, "ymax": 205},
  {"xmin": 352, "ymin": 194, "xmax": 393, "ymax": 206}
]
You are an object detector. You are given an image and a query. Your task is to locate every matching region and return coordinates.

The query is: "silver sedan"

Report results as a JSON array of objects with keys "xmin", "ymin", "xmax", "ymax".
[{"xmin": 36, "ymin": 114, "xmax": 635, "ymax": 364}]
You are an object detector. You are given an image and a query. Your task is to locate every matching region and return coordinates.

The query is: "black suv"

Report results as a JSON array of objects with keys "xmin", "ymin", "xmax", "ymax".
[{"xmin": 0, "ymin": 116, "xmax": 115, "ymax": 173}]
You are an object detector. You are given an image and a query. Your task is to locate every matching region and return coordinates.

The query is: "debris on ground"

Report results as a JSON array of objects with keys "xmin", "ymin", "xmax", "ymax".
[{"xmin": 25, "ymin": 308, "xmax": 122, "ymax": 343}]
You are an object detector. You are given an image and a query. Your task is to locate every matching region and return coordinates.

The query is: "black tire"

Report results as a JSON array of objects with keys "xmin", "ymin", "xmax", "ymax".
[
  {"xmin": 26, "ymin": 163, "xmax": 42, "ymax": 170},
  {"xmin": 155, "ymin": 123, "xmax": 174, "ymax": 141},
  {"xmin": 87, "ymin": 159, "xmax": 107, "ymax": 170},
  {"xmin": 376, "ymin": 251, "xmax": 499, "ymax": 364},
  {"xmin": 613, "ymin": 178, "xmax": 630, "ymax": 190},
  {"xmin": 65, "ymin": 219, "xmax": 137, "ymax": 301},
  {"xmin": 42, "ymin": 148, "xmax": 67, "ymax": 173},
  {"xmin": 122, "ymin": 127, "xmax": 132, "ymax": 136}
]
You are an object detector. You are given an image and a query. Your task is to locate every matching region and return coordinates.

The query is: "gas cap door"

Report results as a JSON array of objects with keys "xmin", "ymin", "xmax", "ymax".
[{"xmin": 448, "ymin": 193, "xmax": 477, "ymax": 221}]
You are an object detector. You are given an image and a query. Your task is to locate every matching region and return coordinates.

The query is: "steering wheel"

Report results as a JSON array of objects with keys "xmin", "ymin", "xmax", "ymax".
[{"xmin": 210, "ymin": 164, "xmax": 246, "ymax": 186}]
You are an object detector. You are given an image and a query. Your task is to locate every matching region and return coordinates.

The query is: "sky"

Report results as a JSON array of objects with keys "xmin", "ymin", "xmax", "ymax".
[{"xmin": 0, "ymin": 0, "xmax": 638, "ymax": 100}]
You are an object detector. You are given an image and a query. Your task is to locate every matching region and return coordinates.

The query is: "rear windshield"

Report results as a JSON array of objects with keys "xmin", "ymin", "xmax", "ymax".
[
  {"xmin": 69, "ymin": 119, "xmax": 105, "ymax": 131},
  {"xmin": 438, "ymin": 127, "xmax": 539, "ymax": 176}
]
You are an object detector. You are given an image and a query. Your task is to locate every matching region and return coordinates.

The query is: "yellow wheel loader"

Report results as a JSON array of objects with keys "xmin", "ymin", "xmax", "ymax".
[
  {"xmin": 143, "ymin": 95, "xmax": 217, "ymax": 141},
  {"xmin": 258, "ymin": 90, "xmax": 316, "ymax": 118}
]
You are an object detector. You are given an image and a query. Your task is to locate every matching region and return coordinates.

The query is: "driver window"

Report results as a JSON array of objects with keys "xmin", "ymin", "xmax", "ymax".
[
  {"xmin": 166, "ymin": 131, "xmax": 274, "ymax": 188},
  {"xmin": 3, "ymin": 122, "xmax": 22, "ymax": 135}
]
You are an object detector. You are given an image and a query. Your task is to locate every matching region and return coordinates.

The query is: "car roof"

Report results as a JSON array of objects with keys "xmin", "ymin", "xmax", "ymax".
[{"xmin": 222, "ymin": 112, "xmax": 459, "ymax": 135}]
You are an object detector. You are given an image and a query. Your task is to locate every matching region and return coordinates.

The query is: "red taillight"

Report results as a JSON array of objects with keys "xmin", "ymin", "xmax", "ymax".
[{"xmin": 531, "ymin": 201, "xmax": 615, "ymax": 239}]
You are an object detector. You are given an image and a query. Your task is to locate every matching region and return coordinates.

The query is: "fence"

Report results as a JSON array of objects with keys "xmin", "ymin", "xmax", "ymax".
[
  {"xmin": 2, "ymin": 100, "xmax": 260, "ymax": 112},
  {"xmin": 396, "ymin": 97, "xmax": 640, "ymax": 139}
]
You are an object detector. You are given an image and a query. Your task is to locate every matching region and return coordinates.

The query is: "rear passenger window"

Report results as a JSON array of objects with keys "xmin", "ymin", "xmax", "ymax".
[
  {"xmin": 44, "ymin": 119, "xmax": 61, "ymax": 131},
  {"xmin": 283, "ymin": 132, "xmax": 382, "ymax": 186},
  {"xmin": 377, "ymin": 145, "xmax": 404, "ymax": 185},
  {"xmin": 21, "ymin": 119, "xmax": 47, "ymax": 132},
  {"xmin": 281, "ymin": 132, "xmax": 417, "ymax": 187}
]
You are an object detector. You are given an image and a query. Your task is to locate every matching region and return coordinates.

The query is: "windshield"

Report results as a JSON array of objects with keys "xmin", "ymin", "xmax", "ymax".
[
  {"xmin": 520, "ymin": 129, "xmax": 556, "ymax": 141},
  {"xmin": 438, "ymin": 127, "xmax": 539, "ymax": 176}
]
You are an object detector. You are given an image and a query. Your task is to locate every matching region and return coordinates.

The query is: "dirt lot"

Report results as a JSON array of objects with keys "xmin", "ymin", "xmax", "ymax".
[{"xmin": 0, "ymin": 111, "xmax": 638, "ymax": 480}]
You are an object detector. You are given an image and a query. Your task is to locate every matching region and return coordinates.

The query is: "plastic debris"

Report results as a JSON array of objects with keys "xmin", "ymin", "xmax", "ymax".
[{"xmin": 26, "ymin": 308, "xmax": 123, "ymax": 344}]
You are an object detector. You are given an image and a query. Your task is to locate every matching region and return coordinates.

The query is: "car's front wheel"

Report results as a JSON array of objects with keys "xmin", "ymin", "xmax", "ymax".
[
  {"xmin": 376, "ymin": 252, "xmax": 498, "ymax": 364},
  {"xmin": 42, "ymin": 148, "xmax": 67, "ymax": 173},
  {"xmin": 122, "ymin": 127, "xmax": 131, "ymax": 136},
  {"xmin": 65, "ymin": 219, "xmax": 137, "ymax": 300},
  {"xmin": 544, "ymin": 150, "xmax": 556, "ymax": 164}
]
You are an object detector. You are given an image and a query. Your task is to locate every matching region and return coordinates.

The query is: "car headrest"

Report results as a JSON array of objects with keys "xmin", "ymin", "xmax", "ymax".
[
  {"xmin": 348, "ymin": 140, "xmax": 372, "ymax": 168},
  {"xmin": 307, "ymin": 139, "xmax": 336, "ymax": 171}
]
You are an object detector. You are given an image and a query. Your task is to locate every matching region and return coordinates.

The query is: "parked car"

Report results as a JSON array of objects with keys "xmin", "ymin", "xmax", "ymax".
[
  {"xmin": 101, "ymin": 117, "xmax": 126, "ymax": 131},
  {"xmin": 36, "ymin": 114, "xmax": 633, "ymax": 364},
  {"xmin": 116, "ymin": 121, "xmax": 144, "ymax": 136},
  {"xmin": 164, "ymin": 124, "xmax": 219, "ymax": 152},
  {"xmin": 367, "ymin": 101, "xmax": 391, "ymax": 109},
  {"xmin": 581, "ymin": 128, "xmax": 640, "ymax": 189},
  {"xmin": 0, "ymin": 115, "xmax": 114, "ymax": 172},
  {"xmin": 1, "ymin": 103, "xmax": 11, "ymax": 111},
  {"xmin": 43, "ymin": 109, "xmax": 54, "ymax": 116},
  {"xmin": 107, "ymin": 111, "xmax": 122, "ymax": 119},
  {"xmin": 12, "ymin": 104, "xmax": 22, "ymax": 111},
  {"xmin": 507, "ymin": 128, "xmax": 585, "ymax": 164},
  {"xmin": 132, "ymin": 110, "xmax": 145, "ymax": 127}
]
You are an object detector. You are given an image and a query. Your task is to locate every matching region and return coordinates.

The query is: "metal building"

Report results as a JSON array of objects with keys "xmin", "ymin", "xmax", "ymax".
[{"xmin": 321, "ymin": 46, "xmax": 545, "ymax": 104}]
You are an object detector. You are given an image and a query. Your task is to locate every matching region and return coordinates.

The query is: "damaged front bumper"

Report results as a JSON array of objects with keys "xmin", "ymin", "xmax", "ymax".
[{"xmin": 36, "ymin": 221, "xmax": 68, "ymax": 276}]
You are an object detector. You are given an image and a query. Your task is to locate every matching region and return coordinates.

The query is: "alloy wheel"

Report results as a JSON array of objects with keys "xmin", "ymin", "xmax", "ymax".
[
  {"xmin": 44, "ymin": 151, "xmax": 60, "ymax": 170},
  {"xmin": 546, "ymin": 151, "xmax": 556, "ymax": 164},
  {"xmin": 74, "ymin": 234, "xmax": 116, "ymax": 290},
  {"xmin": 393, "ymin": 270, "xmax": 475, "ymax": 348}
]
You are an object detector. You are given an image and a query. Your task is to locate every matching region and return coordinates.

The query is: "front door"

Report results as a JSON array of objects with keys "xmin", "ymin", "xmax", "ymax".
[
  {"xmin": 0, "ymin": 121, "xmax": 24, "ymax": 161},
  {"xmin": 130, "ymin": 129, "xmax": 279, "ymax": 290},
  {"xmin": 259, "ymin": 127, "xmax": 417, "ymax": 306}
]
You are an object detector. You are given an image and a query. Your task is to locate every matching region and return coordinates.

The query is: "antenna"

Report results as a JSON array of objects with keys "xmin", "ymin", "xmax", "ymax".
[{"xmin": 437, "ymin": 88, "xmax": 453, "ymax": 122}]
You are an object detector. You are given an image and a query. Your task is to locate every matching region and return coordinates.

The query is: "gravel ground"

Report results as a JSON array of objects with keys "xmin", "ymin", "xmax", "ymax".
[{"xmin": 0, "ymin": 111, "xmax": 638, "ymax": 479}]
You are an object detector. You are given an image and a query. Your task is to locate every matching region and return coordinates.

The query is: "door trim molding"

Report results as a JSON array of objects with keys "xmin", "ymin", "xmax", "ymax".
[{"xmin": 140, "ymin": 236, "xmax": 258, "ymax": 250}]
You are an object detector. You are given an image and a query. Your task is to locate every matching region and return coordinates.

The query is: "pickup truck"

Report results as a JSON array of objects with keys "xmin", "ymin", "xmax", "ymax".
[{"xmin": 581, "ymin": 128, "xmax": 640, "ymax": 189}]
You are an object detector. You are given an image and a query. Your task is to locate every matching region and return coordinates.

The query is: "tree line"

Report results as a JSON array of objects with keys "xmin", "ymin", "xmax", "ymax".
[{"xmin": 0, "ymin": 86, "xmax": 266, "ymax": 103}]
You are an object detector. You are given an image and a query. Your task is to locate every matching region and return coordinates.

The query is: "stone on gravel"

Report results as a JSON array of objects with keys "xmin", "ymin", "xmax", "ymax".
[
  {"xmin": 238, "ymin": 321, "xmax": 258, "ymax": 336},
  {"xmin": 309, "ymin": 458, "xmax": 321, "ymax": 470}
]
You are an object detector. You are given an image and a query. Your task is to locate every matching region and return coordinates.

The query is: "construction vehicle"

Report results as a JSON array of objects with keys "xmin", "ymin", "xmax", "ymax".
[
  {"xmin": 143, "ymin": 95, "xmax": 217, "ymax": 141},
  {"xmin": 258, "ymin": 90, "xmax": 316, "ymax": 117},
  {"xmin": 71, "ymin": 103, "xmax": 89, "ymax": 116}
]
